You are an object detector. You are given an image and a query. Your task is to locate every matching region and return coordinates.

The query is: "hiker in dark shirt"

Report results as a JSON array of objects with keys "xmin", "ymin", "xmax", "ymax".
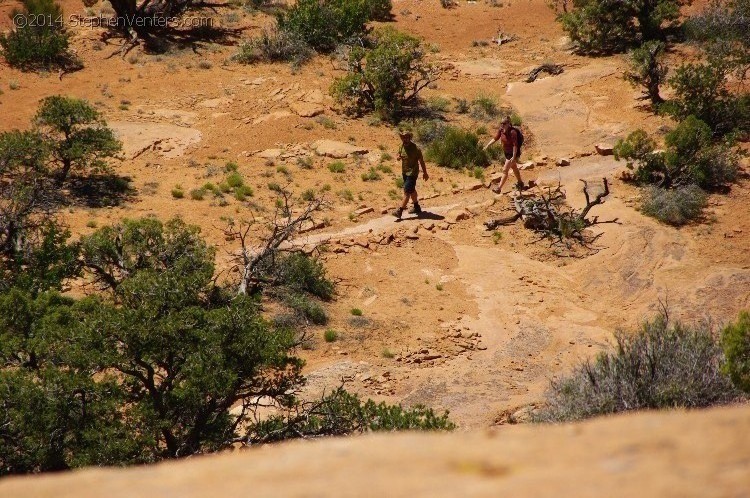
[
  {"xmin": 394, "ymin": 132, "xmax": 429, "ymax": 220},
  {"xmin": 484, "ymin": 116, "xmax": 524, "ymax": 194}
]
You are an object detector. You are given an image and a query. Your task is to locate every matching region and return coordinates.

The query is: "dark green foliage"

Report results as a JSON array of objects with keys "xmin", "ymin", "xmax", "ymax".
[
  {"xmin": 624, "ymin": 41, "xmax": 667, "ymax": 105},
  {"xmin": 331, "ymin": 28, "xmax": 438, "ymax": 121},
  {"xmin": 273, "ymin": 252, "xmax": 335, "ymax": 300},
  {"xmin": 0, "ymin": 217, "xmax": 305, "ymax": 474},
  {"xmin": 0, "ymin": 0, "xmax": 75, "ymax": 70},
  {"xmin": 276, "ymin": 0, "xmax": 371, "ymax": 53},
  {"xmin": 614, "ymin": 117, "xmax": 738, "ymax": 189},
  {"xmin": 721, "ymin": 311, "xmax": 750, "ymax": 393},
  {"xmin": 552, "ymin": 0, "xmax": 689, "ymax": 54},
  {"xmin": 664, "ymin": 59, "xmax": 750, "ymax": 136},
  {"xmin": 640, "ymin": 184, "xmax": 707, "ymax": 225},
  {"xmin": 35, "ymin": 96, "xmax": 122, "ymax": 184},
  {"xmin": 412, "ymin": 119, "xmax": 449, "ymax": 145},
  {"xmin": 247, "ymin": 387, "xmax": 455, "ymax": 443},
  {"xmin": 425, "ymin": 127, "xmax": 494, "ymax": 169},
  {"xmin": 536, "ymin": 315, "xmax": 741, "ymax": 423}
]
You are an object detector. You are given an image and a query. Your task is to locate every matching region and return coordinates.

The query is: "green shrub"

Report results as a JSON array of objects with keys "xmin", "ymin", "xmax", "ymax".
[
  {"xmin": 664, "ymin": 59, "xmax": 750, "ymax": 136},
  {"xmin": 536, "ymin": 314, "xmax": 740, "ymax": 423},
  {"xmin": 301, "ymin": 188, "xmax": 316, "ymax": 201},
  {"xmin": 722, "ymin": 311, "xmax": 750, "ymax": 394},
  {"xmin": 394, "ymin": 177, "xmax": 404, "ymax": 188},
  {"xmin": 331, "ymin": 27, "xmax": 438, "ymax": 121},
  {"xmin": 171, "ymin": 186, "xmax": 184, "ymax": 199},
  {"xmin": 273, "ymin": 252, "xmax": 335, "ymax": 300},
  {"xmin": 328, "ymin": 161, "xmax": 346, "ymax": 173},
  {"xmin": 413, "ymin": 119, "xmax": 448, "ymax": 145},
  {"xmin": 509, "ymin": 113, "xmax": 523, "ymax": 126},
  {"xmin": 350, "ymin": 307, "xmax": 363, "ymax": 316},
  {"xmin": 425, "ymin": 127, "xmax": 492, "ymax": 169},
  {"xmin": 0, "ymin": 0, "xmax": 76, "ymax": 70},
  {"xmin": 427, "ymin": 96, "xmax": 451, "ymax": 113},
  {"xmin": 470, "ymin": 95, "xmax": 499, "ymax": 120},
  {"xmin": 361, "ymin": 167, "xmax": 381, "ymax": 181},
  {"xmin": 614, "ymin": 117, "xmax": 739, "ymax": 189},
  {"xmin": 225, "ymin": 161, "xmax": 239, "ymax": 172},
  {"xmin": 365, "ymin": 0, "xmax": 393, "ymax": 20},
  {"xmin": 190, "ymin": 188, "xmax": 206, "ymax": 200},
  {"xmin": 285, "ymin": 293, "xmax": 328, "ymax": 325},
  {"xmin": 338, "ymin": 189, "xmax": 354, "ymax": 201},
  {"xmin": 226, "ymin": 172, "xmax": 244, "ymax": 188},
  {"xmin": 551, "ymin": 0, "xmax": 688, "ymax": 55},
  {"xmin": 324, "ymin": 328, "xmax": 338, "ymax": 342},
  {"xmin": 247, "ymin": 387, "xmax": 454, "ymax": 443},
  {"xmin": 455, "ymin": 98, "xmax": 470, "ymax": 114},
  {"xmin": 235, "ymin": 28, "xmax": 314, "ymax": 66},
  {"xmin": 640, "ymin": 185, "xmax": 707, "ymax": 225},
  {"xmin": 277, "ymin": 0, "xmax": 372, "ymax": 53}
]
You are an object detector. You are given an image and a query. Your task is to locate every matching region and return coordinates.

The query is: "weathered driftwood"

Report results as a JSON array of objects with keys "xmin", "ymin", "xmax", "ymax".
[
  {"xmin": 485, "ymin": 178, "xmax": 617, "ymax": 247},
  {"xmin": 526, "ymin": 63, "xmax": 564, "ymax": 83}
]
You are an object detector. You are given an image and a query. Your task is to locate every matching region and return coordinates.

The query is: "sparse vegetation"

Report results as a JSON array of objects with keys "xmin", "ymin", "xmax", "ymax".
[
  {"xmin": 536, "ymin": 313, "xmax": 741, "ymax": 423},
  {"xmin": 640, "ymin": 185, "xmax": 707, "ymax": 225},
  {"xmin": 324, "ymin": 328, "xmax": 339, "ymax": 342},
  {"xmin": 361, "ymin": 167, "xmax": 382, "ymax": 181},
  {"xmin": 171, "ymin": 185, "xmax": 185, "ymax": 198},
  {"xmin": 351, "ymin": 307, "xmax": 363, "ymax": 316},
  {"xmin": 624, "ymin": 41, "xmax": 668, "ymax": 106}
]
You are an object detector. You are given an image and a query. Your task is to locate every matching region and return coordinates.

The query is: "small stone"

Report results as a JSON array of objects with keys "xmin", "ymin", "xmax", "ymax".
[
  {"xmin": 556, "ymin": 158, "xmax": 571, "ymax": 166},
  {"xmin": 354, "ymin": 206, "xmax": 374, "ymax": 216},
  {"xmin": 290, "ymin": 101, "xmax": 325, "ymax": 118}
]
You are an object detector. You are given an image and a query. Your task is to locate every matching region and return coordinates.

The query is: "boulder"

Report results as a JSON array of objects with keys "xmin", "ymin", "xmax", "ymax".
[
  {"xmin": 311, "ymin": 140, "xmax": 368, "ymax": 159},
  {"xmin": 354, "ymin": 206, "xmax": 374, "ymax": 216},
  {"xmin": 290, "ymin": 102, "xmax": 324, "ymax": 118},
  {"xmin": 595, "ymin": 143, "xmax": 614, "ymax": 156},
  {"xmin": 556, "ymin": 158, "xmax": 571, "ymax": 167},
  {"xmin": 445, "ymin": 208, "xmax": 471, "ymax": 224}
]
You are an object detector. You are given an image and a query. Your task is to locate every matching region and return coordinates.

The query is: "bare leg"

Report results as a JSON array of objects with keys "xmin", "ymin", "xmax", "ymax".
[
  {"xmin": 410, "ymin": 191, "xmax": 419, "ymax": 205},
  {"xmin": 496, "ymin": 160, "xmax": 513, "ymax": 192},
  {"xmin": 400, "ymin": 191, "xmax": 410, "ymax": 209},
  {"xmin": 510, "ymin": 161, "xmax": 522, "ymax": 185}
]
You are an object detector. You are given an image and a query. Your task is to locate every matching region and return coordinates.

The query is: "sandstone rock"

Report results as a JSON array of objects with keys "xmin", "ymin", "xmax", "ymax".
[
  {"xmin": 311, "ymin": 140, "xmax": 368, "ymax": 158},
  {"xmin": 257, "ymin": 148, "xmax": 284, "ymax": 159},
  {"xmin": 445, "ymin": 208, "xmax": 471, "ymax": 224},
  {"xmin": 556, "ymin": 158, "xmax": 570, "ymax": 166},
  {"xmin": 595, "ymin": 143, "xmax": 614, "ymax": 156},
  {"xmin": 466, "ymin": 181, "xmax": 484, "ymax": 191},
  {"xmin": 290, "ymin": 102, "xmax": 324, "ymax": 118},
  {"xmin": 518, "ymin": 161, "xmax": 535, "ymax": 170},
  {"xmin": 354, "ymin": 207, "xmax": 374, "ymax": 216}
]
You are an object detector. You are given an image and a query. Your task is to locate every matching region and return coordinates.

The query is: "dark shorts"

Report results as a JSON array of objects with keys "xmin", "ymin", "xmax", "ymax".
[
  {"xmin": 504, "ymin": 150, "xmax": 521, "ymax": 160},
  {"xmin": 403, "ymin": 174, "xmax": 418, "ymax": 194}
]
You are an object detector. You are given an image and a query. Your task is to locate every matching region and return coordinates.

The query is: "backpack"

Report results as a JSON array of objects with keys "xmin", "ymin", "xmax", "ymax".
[{"xmin": 511, "ymin": 126, "xmax": 524, "ymax": 151}]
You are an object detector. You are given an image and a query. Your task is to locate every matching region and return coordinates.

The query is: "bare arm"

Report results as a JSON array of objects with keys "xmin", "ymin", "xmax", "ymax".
[{"xmin": 419, "ymin": 153, "xmax": 429, "ymax": 180}]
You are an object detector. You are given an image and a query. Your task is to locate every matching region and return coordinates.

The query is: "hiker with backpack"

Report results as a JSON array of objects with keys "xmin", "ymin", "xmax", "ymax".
[{"xmin": 484, "ymin": 116, "xmax": 524, "ymax": 194}]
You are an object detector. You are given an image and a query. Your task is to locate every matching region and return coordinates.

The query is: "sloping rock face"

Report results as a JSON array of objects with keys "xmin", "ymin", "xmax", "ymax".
[
  {"xmin": 110, "ymin": 121, "xmax": 202, "ymax": 159},
  {"xmin": 311, "ymin": 140, "xmax": 368, "ymax": 158},
  {"xmin": 2, "ymin": 405, "xmax": 749, "ymax": 498}
]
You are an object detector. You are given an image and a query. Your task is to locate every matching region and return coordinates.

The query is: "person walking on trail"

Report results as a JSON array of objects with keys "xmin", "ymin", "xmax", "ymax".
[
  {"xmin": 394, "ymin": 131, "xmax": 429, "ymax": 220},
  {"xmin": 484, "ymin": 116, "xmax": 524, "ymax": 194}
]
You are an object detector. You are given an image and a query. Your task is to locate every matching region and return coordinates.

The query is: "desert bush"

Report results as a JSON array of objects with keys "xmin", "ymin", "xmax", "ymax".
[
  {"xmin": 470, "ymin": 95, "xmax": 499, "ymax": 120},
  {"xmin": 328, "ymin": 161, "xmax": 346, "ymax": 173},
  {"xmin": 331, "ymin": 28, "xmax": 438, "ymax": 121},
  {"xmin": 536, "ymin": 314, "xmax": 740, "ymax": 422},
  {"xmin": 614, "ymin": 117, "xmax": 738, "ymax": 189},
  {"xmin": 35, "ymin": 96, "xmax": 121, "ymax": 184},
  {"xmin": 664, "ymin": 58, "xmax": 750, "ymax": 136},
  {"xmin": 247, "ymin": 387, "xmax": 454, "ymax": 443},
  {"xmin": 412, "ymin": 119, "xmax": 449, "ymax": 145},
  {"xmin": 624, "ymin": 40, "xmax": 667, "ymax": 106},
  {"xmin": 721, "ymin": 311, "xmax": 750, "ymax": 393},
  {"xmin": 285, "ymin": 293, "xmax": 328, "ymax": 325},
  {"xmin": 324, "ymin": 328, "xmax": 339, "ymax": 342},
  {"xmin": 276, "ymin": 0, "xmax": 372, "ymax": 53},
  {"xmin": 0, "ymin": 0, "xmax": 76, "ymax": 70},
  {"xmin": 640, "ymin": 184, "xmax": 707, "ymax": 225},
  {"xmin": 361, "ymin": 167, "xmax": 381, "ymax": 181},
  {"xmin": 365, "ymin": 0, "xmax": 393, "ymax": 20},
  {"xmin": 235, "ymin": 28, "xmax": 313, "ymax": 66},
  {"xmin": 685, "ymin": 0, "xmax": 750, "ymax": 75},
  {"xmin": 425, "ymin": 126, "xmax": 493, "ymax": 169},
  {"xmin": 550, "ymin": 0, "xmax": 688, "ymax": 54},
  {"xmin": 272, "ymin": 252, "xmax": 335, "ymax": 300}
]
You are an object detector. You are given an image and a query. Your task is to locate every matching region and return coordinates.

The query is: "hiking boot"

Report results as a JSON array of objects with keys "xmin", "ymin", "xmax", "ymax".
[
  {"xmin": 515, "ymin": 181, "xmax": 526, "ymax": 191},
  {"xmin": 393, "ymin": 207, "xmax": 404, "ymax": 219},
  {"xmin": 408, "ymin": 204, "xmax": 422, "ymax": 215}
]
